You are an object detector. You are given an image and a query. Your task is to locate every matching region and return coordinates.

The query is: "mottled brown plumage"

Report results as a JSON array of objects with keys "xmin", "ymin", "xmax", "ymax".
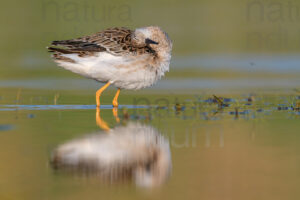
[{"xmin": 48, "ymin": 27, "xmax": 157, "ymax": 60}]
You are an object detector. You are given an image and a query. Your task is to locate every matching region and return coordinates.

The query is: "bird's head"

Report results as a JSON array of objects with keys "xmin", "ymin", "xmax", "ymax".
[{"xmin": 132, "ymin": 26, "xmax": 173, "ymax": 55}]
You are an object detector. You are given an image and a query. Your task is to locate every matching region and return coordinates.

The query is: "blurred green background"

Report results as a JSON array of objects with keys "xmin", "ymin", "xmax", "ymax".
[
  {"xmin": 1, "ymin": 1, "xmax": 300, "ymax": 200},
  {"xmin": 1, "ymin": 0, "xmax": 300, "ymax": 81}
]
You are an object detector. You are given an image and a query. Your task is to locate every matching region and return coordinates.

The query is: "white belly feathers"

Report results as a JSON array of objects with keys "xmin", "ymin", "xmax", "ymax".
[{"xmin": 56, "ymin": 52, "xmax": 169, "ymax": 90}]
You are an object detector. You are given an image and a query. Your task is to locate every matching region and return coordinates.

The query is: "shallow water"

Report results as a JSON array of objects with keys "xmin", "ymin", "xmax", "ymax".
[
  {"xmin": 0, "ymin": 104, "xmax": 149, "ymax": 111},
  {"xmin": 0, "ymin": 90, "xmax": 300, "ymax": 200}
]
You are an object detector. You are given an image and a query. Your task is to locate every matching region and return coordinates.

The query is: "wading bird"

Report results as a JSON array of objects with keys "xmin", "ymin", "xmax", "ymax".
[{"xmin": 48, "ymin": 26, "xmax": 172, "ymax": 107}]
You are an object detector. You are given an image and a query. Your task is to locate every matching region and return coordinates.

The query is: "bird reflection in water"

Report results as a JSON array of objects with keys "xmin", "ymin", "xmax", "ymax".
[{"xmin": 51, "ymin": 108, "xmax": 172, "ymax": 188}]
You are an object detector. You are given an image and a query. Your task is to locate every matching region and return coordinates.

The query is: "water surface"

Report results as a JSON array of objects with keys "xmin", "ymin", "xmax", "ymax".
[{"xmin": 0, "ymin": 90, "xmax": 299, "ymax": 200}]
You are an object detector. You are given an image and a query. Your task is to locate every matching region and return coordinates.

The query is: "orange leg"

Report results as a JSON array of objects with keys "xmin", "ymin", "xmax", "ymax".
[
  {"xmin": 96, "ymin": 107, "xmax": 110, "ymax": 131},
  {"xmin": 96, "ymin": 82, "xmax": 111, "ymax": 107},
  {"xmin": 112, "ymin": 88, "xmax": 121, "ymax": 107}
]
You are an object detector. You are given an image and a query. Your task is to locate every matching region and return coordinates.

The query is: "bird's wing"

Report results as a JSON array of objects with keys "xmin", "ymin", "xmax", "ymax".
[{"xmin": 48, "ymin": 27, "xmax": 135, "ymax": 57}]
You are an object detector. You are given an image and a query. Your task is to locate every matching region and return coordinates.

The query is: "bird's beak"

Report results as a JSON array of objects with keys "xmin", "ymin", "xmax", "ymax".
[{"xmin": 145, "ymin": 38, "xmax": 159, "ymax": 45}]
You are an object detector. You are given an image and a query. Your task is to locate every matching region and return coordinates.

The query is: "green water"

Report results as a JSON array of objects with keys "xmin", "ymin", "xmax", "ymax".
[{"xmin": 0, "ymin": 89, "xmax": 300, "ymax": 200}]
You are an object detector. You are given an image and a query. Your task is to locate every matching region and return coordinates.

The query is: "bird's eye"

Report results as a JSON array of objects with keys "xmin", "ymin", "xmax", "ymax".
[{"xmin": 145, "ymin": 38, "xmax": 159, "ymax": 45}]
